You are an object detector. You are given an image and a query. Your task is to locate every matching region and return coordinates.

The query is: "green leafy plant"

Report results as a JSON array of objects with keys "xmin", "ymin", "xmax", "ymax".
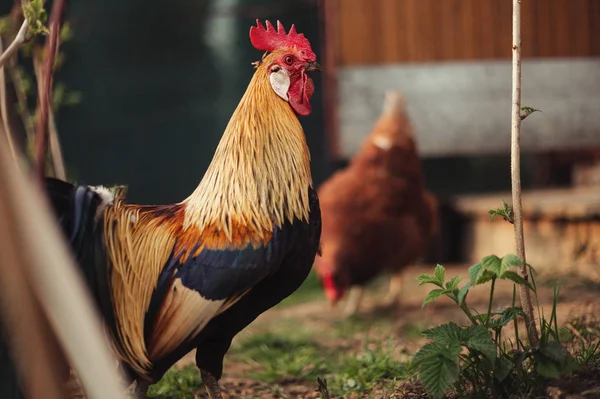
[
  {"xmin": 489, "ymin": 199, "xmax": 514, "ymax": 224},
  {"xmin": 22, "ymin": 0, "xmax": 49, "ymax": 36},
  {"xmin": 414, "ymin": 257, "xmax": 578, "ymax": 399}
]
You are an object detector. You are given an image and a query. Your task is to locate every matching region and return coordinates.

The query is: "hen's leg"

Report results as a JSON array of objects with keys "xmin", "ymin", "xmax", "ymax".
[
  {"xmin": 343, "ymin": 286, "xmax": 364, "ymax": 316},
  {"xmin": 201, "ymin": 369, "xmax": 223, "ymax": 399},
  {"xmin": 383, "ymin": 273, "xmax": 403, "ymax": 305}
]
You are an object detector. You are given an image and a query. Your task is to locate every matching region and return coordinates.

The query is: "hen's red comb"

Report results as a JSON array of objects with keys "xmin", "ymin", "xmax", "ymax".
[{"xmin": 249, "ymin": 20, "xmax": 315, "ymax": 59}]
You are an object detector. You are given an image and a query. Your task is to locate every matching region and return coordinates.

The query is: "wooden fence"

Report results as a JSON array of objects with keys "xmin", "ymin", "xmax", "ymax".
[{"xmin": 334, "ymin": 0, "xmax": 600, "ymax": 66}]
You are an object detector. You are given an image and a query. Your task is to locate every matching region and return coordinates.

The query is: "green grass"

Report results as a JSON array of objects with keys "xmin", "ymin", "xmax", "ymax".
[
  {"xmin": 147, "ymin": 365, "xmax": 203, "ymax": 399},
  {"xmin": 230, "ymin": 331, "xmax": 409, "ymax": 397},
  {"xmin": 151, "ymin": 332, "xmax": 410, "ymax": 398},
  {"xmin": 328, "ymin": 338, "xmax": 410, "ymax": 396},
  {"xmin": 230, "ymin": 331, "xmax": 329, "ymax": 383}
]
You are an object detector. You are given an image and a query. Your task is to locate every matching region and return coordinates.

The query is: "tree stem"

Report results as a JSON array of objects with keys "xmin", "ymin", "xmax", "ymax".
[
  {"xmin": 0, "ymin": 19, "xmax": 28, "ymax": 69},
  {"xmin": 511, "ymin": 0, "xmax": 539, "ymax": 347},
  {"xmin": 34, "ymin": 0, "xmax": 65, "ymax": 181},
  {"xmin": 486, "ymin": 278, "xmax": 496, "ymax": 328}
]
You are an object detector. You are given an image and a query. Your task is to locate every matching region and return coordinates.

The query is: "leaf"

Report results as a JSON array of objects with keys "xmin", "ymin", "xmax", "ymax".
[
  {"xmin": 464, "ymin": 325, "xmax": 496, "ymax": 361},
  {"xmin": 414, "ymin": 341, "xmax": 461, "ymax": 399},
  {"xmin": 423, "ymin": 289, "xmax": 445, "ymax": 307},
  {"xmin": 534, "ymin": 352, "xmax": 561, "ymax": 379},
  {"xmin": 495, "ymin": 307, "xmax": 525, "ymax": 327},
  {"xmin": 445, "ymin": 276, "xmax": 461, "ymax": 291},
  {"xmin": 457, "ymin": 282, "xmax": 471, "ymax": 306},
  {"xmin": 468, "ymin": 263, "xmax": 483, "ymax": 285},
  {"xmin": 489, "ymin": 200, "xmax": 514, "ymax": 224},
  {"xmin": 494, "ymin": 356, "xmax": 514, "ymax": 382},
  {"xmin": 434, "ymin": 264, "xmax": 446, "ymax": 285},
  {"xmin": 520, "ymin": 105, "xmax": 541, "ymax": 121},
  {"xmin": 500, "ymin": 271, "xmax": 534, "ymax": 290},
  {"xmin": 478, "ymin": 271, "xmax": 496, "ymax": 285},
  {"xmin": 421, "ymin": 323, "xmax": 463, "ymax": 344},
  {"xmin": 535, "ymin": 342, "xmax": 579, "ymax": 378},
  {"xmin": 500, "ymin": 254, "xmax": 523, "ymax": 271},
  {"xmin": 538, "ymin": 341, "xmax": 573, "ymax": 366},
  {"xmin": 481, "ymin": 255, "xmax": 502, "ymax": 276},
  {"xmin": 418, "ymin": 354, "xmax": 459, "ymax": 399},
  {"xmin": 416, "ymin": 273, "xmax": 442, "ymax": 288}
]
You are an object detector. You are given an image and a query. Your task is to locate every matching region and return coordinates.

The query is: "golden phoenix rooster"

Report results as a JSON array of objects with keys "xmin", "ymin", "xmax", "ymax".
[{"xmin": 45, "ymin": 20, "xmax": 321, "ymax": 399}]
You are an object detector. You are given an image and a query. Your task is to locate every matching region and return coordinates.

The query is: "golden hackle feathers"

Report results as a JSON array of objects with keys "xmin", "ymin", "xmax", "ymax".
[
  {"xmin": 182, "ymin": 50, "xmax": 313, "ymax": 239},
  {"xmin": 102, "ymin": 201, "xmax": 179, "ymax": 375}
]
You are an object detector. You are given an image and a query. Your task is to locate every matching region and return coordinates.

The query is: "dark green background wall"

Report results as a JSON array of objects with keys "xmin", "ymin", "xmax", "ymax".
[{"xmin": 21, "ymin": 0, "xmax": 329, "ymax": 204}]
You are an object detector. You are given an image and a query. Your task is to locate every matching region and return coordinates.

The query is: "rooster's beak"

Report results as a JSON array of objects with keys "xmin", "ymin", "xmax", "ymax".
[{"xmin": 305, "ymin": 61, "xmax": 321, "ymax": 72}]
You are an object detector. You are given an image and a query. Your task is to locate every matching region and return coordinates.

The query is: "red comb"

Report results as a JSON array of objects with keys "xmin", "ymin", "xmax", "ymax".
[{"xmin": 249, "ymin": 19, "xmax": 315, "ymax": 59}]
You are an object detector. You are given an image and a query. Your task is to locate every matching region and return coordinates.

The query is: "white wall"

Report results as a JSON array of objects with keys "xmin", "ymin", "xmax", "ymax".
[{"xmin": 337, "ymin": 58, "xmax": 600, "ymax": 158}]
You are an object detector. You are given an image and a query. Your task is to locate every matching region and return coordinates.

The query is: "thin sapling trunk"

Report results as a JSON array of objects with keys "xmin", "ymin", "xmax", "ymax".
[{"xmin": 510, "ymin": 0, "xmax": 539, "ymax": 347}]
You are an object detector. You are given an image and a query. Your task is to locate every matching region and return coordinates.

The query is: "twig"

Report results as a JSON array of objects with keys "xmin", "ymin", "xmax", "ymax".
[
  {"xmin": 316, "ymin": 377, "xmax": 331, "ymax": 399},
  {"xmin": 34, "ymin": 55, "xmax": 65, "ymax": 179},
  {"xmin": 0, "ymin": 19, "xmax": 27, "ymax": 69},
  {"xmin": 47, "ymin": 104, "xmax": 65, "ymax": 179},
  {"xmin": 0, "ymin": 132, "xmax": 128, "ymax": 399},
  {"xmin": 7, "ymin": 62, "xmax": 35, "ymax": 140},
  {"xmin": 0, "ymin": 35, "xmax": 18, "ymax": 161},
  {"xmin": 511, "ymin": 0, "xmax": 539, "ymax": 347},
  {"xmin": 566, "ymin": 322, "xmax": 588, "ymax": 346},
  {"xmin": 34, "ymin": 0, "xmax": 64, "ymax": 180}
]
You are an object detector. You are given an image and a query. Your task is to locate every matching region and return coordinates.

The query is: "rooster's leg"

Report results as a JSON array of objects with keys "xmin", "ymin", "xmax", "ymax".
[
  {"xmin": 201, "ymin": 369, "xmax": 223, "ymax": 399},
  {"xmin": 343, "ymin": 286, "xmax": 364, "ymax": 316},
  {"xmin": 133, "ymin": 380, "xmax": 149, "ymax": 398},
  {"xmin": 383, "ymin": 273, "xmax": 403, "ymax": 305}
]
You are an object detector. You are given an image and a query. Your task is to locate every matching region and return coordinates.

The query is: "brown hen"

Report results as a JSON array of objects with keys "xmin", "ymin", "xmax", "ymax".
[{"xmin": 315, "ymin": 91, "xmax": 438, "ymax": 316}]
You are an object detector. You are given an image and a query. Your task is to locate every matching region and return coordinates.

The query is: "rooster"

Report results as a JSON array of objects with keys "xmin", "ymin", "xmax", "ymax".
[
  {"xmin": 315, "ymin": 91, "xmax": 437, "ymax": 316},
  {"xmin": 44, "ymin": 20, "xmax": 321, "ymax": 399}
]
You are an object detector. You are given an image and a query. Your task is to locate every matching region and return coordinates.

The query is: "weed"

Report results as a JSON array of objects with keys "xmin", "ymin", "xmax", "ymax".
[
  {"xmin": 562, "ymin": 309, "xmax": 600, "ymax": 366},
  {"xmin": 413, "ymin": 257, "xmax": 578, "ymax": 399}
]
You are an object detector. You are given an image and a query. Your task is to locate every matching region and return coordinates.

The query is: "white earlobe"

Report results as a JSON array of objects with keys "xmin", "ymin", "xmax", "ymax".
[{"xmin": 270, "ymin": 69, "xmax": 290, "ymax": 101}]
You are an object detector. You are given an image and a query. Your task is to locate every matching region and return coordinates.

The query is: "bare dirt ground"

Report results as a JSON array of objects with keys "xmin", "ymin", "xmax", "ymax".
[{"xmin": 171, "ymin": 263, "xmax": 600, "ymax": 399}]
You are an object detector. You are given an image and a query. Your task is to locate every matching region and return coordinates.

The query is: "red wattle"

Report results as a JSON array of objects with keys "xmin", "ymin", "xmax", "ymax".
[{"xmin": 289, "ymin": 72, "xmax": 314, "ymax": 116}]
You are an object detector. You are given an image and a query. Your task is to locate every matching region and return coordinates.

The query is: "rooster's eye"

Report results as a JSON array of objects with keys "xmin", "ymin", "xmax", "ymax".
[{"xmin": 284, "ymin": 56, "xmax": 294, "ymax": 65}]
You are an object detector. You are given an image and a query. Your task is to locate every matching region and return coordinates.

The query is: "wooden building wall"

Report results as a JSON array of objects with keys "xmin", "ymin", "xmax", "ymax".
[
  {"xmin": 326, "ymin": 0, "xmax": 600, "ymax": 161},
  {"xmin": 334, "ymin": 0, "xmax": 600, "ymax": 66}
]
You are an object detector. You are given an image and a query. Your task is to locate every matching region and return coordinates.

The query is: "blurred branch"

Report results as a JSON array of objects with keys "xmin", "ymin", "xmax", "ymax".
[
  {"xmin": 47, "ymin": 103, "xmax": 65, "ymax": 179},
  {"xmin": 7, "ymin": 62, "xmax": 35, "ymax": 141},
  {"xmin": 511, "ymin": 0, "xmax": 538, "ymax": 347},
  {"xmin": 0, "ymin": 35, "xmax": 18, "ymax": 161},
  {"xmin": 0, "ymin": 132, "xmax": 127, "ymax": 399},
  {"xmin": 34, "ymin": 0, "xmax": 64, "ymax": 180},
  {"xmin": 0, "ymin": 19, "xmax": 27, "ymax": 69},
  {"xmin": 34, "ymin": 56, "xmax": 65, "ymax": 179}
]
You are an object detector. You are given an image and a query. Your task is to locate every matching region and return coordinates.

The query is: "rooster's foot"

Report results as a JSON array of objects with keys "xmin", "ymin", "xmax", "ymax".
[{"xmin": 201, "ymin": 369, "xmax": 224, "ymax": 399}]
